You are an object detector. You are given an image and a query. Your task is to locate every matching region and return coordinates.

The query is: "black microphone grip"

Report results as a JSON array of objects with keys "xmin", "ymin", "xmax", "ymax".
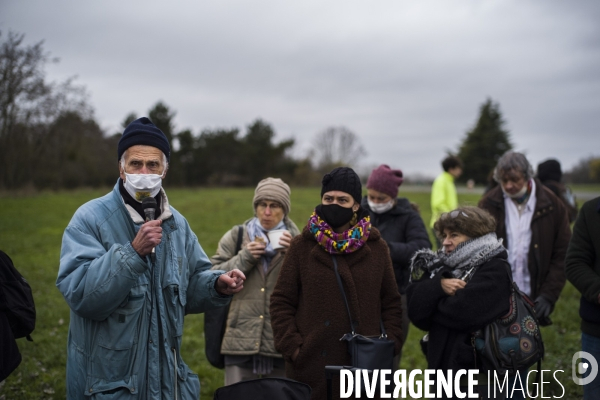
[{"xmin": 141, "ymin": 197, "xmax": 158, "ymax": 262}]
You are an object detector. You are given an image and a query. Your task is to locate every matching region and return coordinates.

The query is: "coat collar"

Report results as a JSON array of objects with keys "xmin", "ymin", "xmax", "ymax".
[
  {"xmin": 532, "ymin": 179, "xmax": 552, "ymax": 210},
  {"xmin": 111, "ymin": 180, "xmax": 177, "ymax": 235},
  {"xmin": 485, "ymin": 178, "xmax": 553, "ymax": 216}
]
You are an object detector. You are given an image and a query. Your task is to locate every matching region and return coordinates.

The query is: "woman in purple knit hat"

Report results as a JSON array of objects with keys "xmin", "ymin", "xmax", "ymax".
[{"xmin": 362, "ymin": 164, "xmax": 432, "ymax": 369}]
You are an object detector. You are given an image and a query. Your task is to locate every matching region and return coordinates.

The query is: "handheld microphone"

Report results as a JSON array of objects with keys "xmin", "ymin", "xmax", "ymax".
[
  {"xmin": 142, "ymin": 197, "xmax": 158, "ymax": 262},
  {"xmin": 142, "ymin": 197, "xmax": 157, "ymax": 222}
]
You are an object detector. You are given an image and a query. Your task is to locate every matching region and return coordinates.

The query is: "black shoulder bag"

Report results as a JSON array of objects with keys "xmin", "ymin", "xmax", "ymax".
[
  {"xmin": 204, "ymin": 225, "xmax": 244, "ymax": 369},
  {"xmin": 332, "ymin": 256, "xmax": 395, "ymax": 370},
  {"xmin": 472, "ymin": 262, "xmax": 544, "ymax": 376}
]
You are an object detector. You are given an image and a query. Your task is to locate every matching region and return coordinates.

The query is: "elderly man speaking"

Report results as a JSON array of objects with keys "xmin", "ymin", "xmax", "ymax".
[{"xmin": 57, "ymin": 117, "xmax": 245, "ymax": 399}]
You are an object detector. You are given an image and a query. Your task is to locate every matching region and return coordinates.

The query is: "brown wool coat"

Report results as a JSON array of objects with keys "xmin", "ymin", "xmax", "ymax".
[
  {"xmin": 270, "ymin": 226, "xmax": 403, "ymax": 400},
  {"xmin": 478, "ymin": 179, "xmax": 571, "ymax": 304}
]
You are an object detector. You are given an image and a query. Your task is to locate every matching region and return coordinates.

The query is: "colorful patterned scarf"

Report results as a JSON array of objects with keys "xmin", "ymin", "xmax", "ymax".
[{"xmin": 307, "ymin": 211, "xmax": 371, "ymax": 254}]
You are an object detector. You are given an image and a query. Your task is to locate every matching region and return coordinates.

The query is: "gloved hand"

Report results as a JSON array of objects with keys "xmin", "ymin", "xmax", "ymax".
[{"xmin": 535, "ymin": 295, "xmax": 554, "ymax": 326}]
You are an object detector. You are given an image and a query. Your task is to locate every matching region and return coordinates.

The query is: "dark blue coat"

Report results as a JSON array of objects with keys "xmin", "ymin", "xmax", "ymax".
[{"xmin": 362, "ymin": 196, "xmax": 432, "ymax": 293}]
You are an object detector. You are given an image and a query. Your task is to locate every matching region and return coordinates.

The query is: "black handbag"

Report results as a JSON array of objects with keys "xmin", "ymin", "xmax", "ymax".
[
  {"xmin": 204, "ymin": 225, "xmax": 244, "ymax": 369},
  {"xmin": 332, "ymin": 256, "xmax": 395, "ymax": 371},
  {"xmin": 204, "ymin": 304, "xmax": 230, "ymax": 369}
]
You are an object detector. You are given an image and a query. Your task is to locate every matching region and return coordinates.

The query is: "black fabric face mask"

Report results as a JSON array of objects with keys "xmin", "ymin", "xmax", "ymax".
[{"xmin": 316, "ymin": 204, "xmax": 355, "ymax": 229}]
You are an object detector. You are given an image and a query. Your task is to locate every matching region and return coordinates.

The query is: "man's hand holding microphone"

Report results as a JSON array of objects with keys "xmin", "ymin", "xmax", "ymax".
[
  {"xmin": 132, "ymin": 197, "xmax": 245, "ymax": 295},
  {"xmin": 131, "ymin": 197, "xmax": 162, "ymax": 260}
]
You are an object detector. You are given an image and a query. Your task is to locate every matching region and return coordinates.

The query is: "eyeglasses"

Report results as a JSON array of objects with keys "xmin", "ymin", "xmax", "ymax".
[{"xmin": 442, "ymin": 210, "xmax": 469, "ymax": 219}]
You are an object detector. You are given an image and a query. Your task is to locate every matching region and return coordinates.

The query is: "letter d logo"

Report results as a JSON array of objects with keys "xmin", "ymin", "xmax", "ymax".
[{"xmin": 572, "ymin": 351, "xmax": 598, "ymax": 385}]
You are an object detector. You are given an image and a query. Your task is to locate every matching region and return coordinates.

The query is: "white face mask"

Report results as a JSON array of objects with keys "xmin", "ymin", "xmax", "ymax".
[
  {"xmin": 502, "ymin": 183, "xmax": 528, "ymax": 199},
  {"xmin": 368, "ymin": 199, "xmax": 394, "ymax": 214},
  {"xmin": 124, "ymin": 172, "xmax": 164, "ymax": 202}
]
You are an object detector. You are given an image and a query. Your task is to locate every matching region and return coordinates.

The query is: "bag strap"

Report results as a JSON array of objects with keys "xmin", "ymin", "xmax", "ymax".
[
  {"xmin": 332, "ymin": 256, "xmax": 356, "ymax": 335},
  {"xmin": 503, "ymin": 260, "xmax": 544, "ymax": 384},
  {"xmin": 331, "ymin": 256, "xmax": 387, "ymax": 337},
  {"xmin": 235, "ymin": 225, "xmax": 244, "ymax": 255}
]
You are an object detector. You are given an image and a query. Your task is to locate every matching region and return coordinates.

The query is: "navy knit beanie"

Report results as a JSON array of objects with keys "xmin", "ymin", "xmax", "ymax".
[
  {"xmin": 321, "ymin": 167, "xmax": 362, "ymax": 204},
  {"xmin": 118, "ymin": 117, "xmax": 171, "ymax": 161}
]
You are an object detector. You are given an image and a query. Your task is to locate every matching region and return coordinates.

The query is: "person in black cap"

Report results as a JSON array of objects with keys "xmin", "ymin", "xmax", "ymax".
[
  {"xmin": 57, "ymin": 117, "xmax": 246, "ymax": 399},
  {"xmin": 537, "ymin": 158, "xmax": 579, "ymax": 223},
  {"xmin": 270, "ymin": 166, "xmax": 403, "ymax": 400}
]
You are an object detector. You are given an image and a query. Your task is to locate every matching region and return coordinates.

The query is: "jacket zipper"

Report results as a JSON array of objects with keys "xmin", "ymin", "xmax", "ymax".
[{"xmin": 173, "ymin": 347, "xmax": 178, "ymax": 400}]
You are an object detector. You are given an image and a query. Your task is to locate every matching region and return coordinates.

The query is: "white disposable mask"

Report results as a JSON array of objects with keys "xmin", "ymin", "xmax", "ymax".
[
  {"xmin": 503, "ymin": 183, "xmax": 528, "ymax": 199},
  {"xmin": 368, "ymin": 199, "xmax": 394, "ymax": 214},
  {"xmin": 123, "ymin": 172, "xmax": 163, "ymax": 202}
]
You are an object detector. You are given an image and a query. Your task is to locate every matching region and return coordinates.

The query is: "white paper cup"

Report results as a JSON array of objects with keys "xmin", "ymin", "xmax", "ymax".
[{"xmin": 267, "ymin": 229, "xmax": 286, "ymax": 250}]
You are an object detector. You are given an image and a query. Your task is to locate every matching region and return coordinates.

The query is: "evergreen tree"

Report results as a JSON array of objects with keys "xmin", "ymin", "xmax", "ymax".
[
  {"xmin": 241, "ymin": 119, "xmax": 295, "ymax": 185},
  {"xmin": 121, "ymin": 112, "xmax": 138, "ymax": 130},
  {"xmin": 457, "ymin": 99, "xmax": 513, "ymax": 184},
  {"xmin": 148, "ymin": 101, "xmax": 175, "ymax": 147}
]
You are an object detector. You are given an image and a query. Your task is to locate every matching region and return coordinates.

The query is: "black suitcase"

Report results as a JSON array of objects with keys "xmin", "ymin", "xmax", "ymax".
[{"xmin": 213, "ymin": 377, "xmax": 312, "ymax": 400}]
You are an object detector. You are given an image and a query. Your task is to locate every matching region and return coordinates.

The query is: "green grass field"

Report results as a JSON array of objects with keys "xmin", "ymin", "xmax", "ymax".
[{"xmin": 0, "ymin": 185, "xmax": 590, "ymax": 399}]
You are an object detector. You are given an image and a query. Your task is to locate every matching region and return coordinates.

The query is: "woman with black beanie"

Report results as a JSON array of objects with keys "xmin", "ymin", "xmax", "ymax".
[{"xmin": 270, "ymin": 167, "xmax": 403, "ymax": 400}]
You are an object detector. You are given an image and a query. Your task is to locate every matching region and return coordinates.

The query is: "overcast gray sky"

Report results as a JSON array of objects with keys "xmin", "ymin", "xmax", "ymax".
[{"xmin": 2, "ymin": 0, "xmax": 599, "ymax": 179}]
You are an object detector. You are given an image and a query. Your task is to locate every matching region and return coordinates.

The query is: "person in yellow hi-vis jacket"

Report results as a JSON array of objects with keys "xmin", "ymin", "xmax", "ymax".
[{"xmin": 430, "ymin": 156, "xmax": 462, "ymax": 248}]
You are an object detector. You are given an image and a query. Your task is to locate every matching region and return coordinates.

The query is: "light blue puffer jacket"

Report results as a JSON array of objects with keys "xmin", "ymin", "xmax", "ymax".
[{"xmin": 57, "ymin": 182, "xmax": 229, "ymax": 399}]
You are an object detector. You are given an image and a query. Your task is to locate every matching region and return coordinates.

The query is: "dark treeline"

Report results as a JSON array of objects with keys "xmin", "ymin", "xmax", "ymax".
[
  {"xmin": 0, "ymin": 31, "xmax": 360, "ymax": 191},
  {"xmin": 2, "ymin": 30, "xmax": 599, "ymax": 191},
  {"xmin": 123, "ymin": 102, "xmax": 321, "ymax": 187}
]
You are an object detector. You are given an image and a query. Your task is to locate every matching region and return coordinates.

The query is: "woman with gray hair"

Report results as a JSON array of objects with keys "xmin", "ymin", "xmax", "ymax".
[
  {"xmin": 407, "ymin": 206, "xmax": 512, "ymax": 399},
  {"xmin": 210, "ymin": 177, "xmax": 300, "ymax": 385}
]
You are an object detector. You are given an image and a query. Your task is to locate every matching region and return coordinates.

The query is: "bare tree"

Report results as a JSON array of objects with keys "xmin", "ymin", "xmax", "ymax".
[
  {"xmin": 0, "ymin": 30, "xmax": 90, "ymax": 189},
  {"xmin": 312, "ymin": 126, "xmax": 366, "ymax": 173}
]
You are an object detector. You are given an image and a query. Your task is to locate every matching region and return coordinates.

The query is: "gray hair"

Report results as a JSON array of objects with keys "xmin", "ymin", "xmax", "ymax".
[
  {"xmin": 119, "ymin": 150, "xmax": 169, "ymax": 174},
  {"xmin": 493, "ymin": 151, "xmax": 534, "ymax": 182}
]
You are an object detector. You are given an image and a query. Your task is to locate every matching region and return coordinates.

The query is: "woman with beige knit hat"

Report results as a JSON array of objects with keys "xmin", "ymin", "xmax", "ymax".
[{"xmin": 210, "ymin": 177, "xmax": 300, "ymax": 385}]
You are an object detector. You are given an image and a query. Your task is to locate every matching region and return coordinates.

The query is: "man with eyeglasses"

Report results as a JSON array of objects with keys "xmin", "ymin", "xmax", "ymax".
[
  {"xmin": 57, "ymin": 117, "xmax": 245, "ymax": 399},
  {"xmin": 479, "ymin": 151, "xmax": 571, "ymax": 327},
  {"xmin": 210, "ymin": 177, "xmax": 300, "ymax": 385}
]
